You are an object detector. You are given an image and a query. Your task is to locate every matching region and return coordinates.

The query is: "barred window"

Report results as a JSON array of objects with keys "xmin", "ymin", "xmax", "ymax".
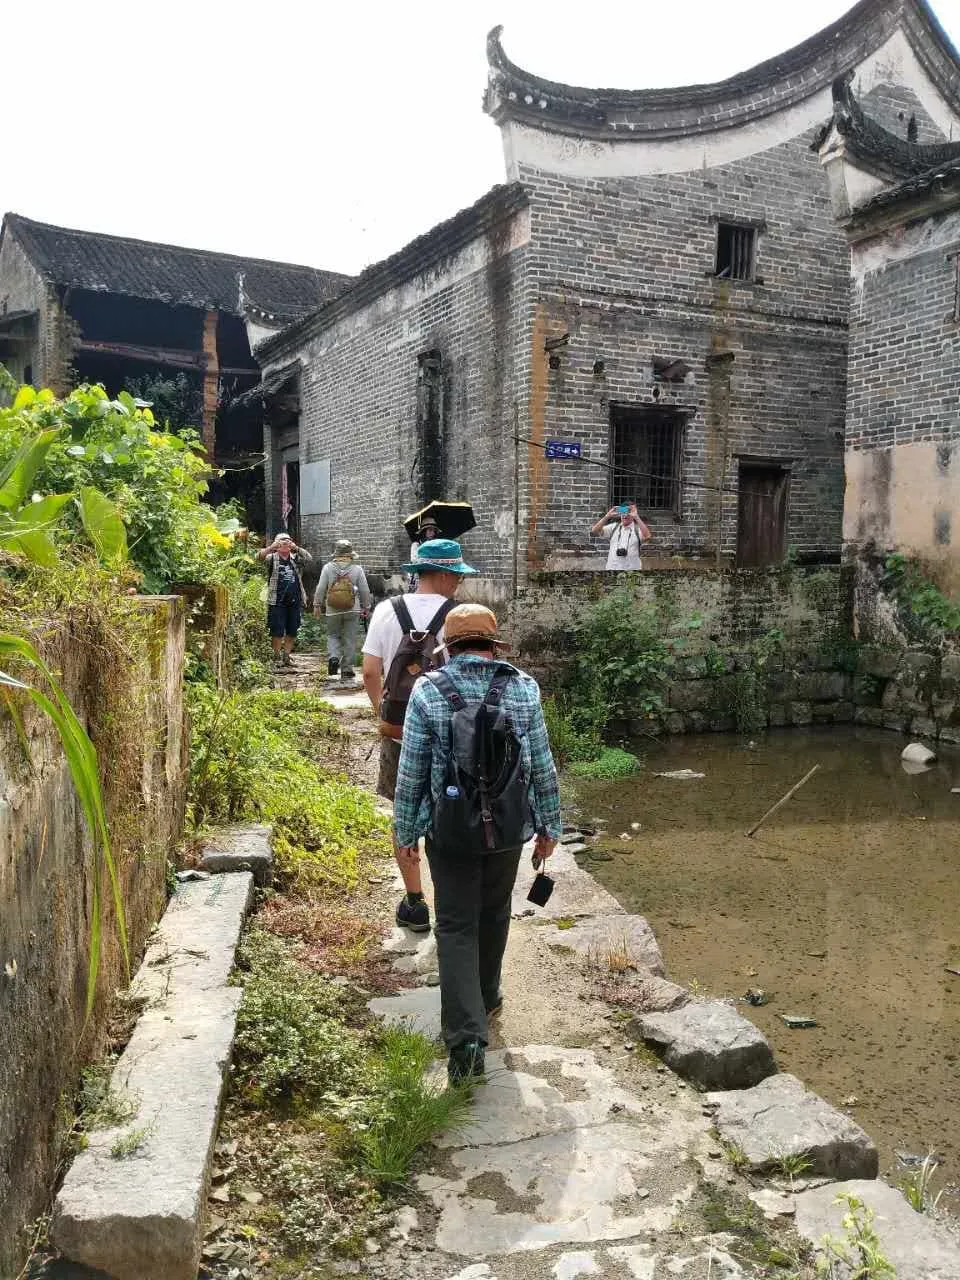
[
  {"xmin": 716, "ymin": 222, "xmax": 757, "ymax": 281},
  {"xmin": 610, "ymin": 405, "xmax": 684, "ymax": 512}
]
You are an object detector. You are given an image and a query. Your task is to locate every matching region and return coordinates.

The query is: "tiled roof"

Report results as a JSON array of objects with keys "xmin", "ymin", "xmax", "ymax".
[
  {"xmin": 1, "ymin": 214, "xmax": 352, "ymax": 321},
  {"xmin": 257, "ymin": 183, "xmax": 529, "ymax": 365},
  {"xmin": 854, "ymin": 154, "xmax": 960, "ymax": 215},
  {"xmin": 484, "ymin": 0, "xmax": 960, "ymax": 141}
]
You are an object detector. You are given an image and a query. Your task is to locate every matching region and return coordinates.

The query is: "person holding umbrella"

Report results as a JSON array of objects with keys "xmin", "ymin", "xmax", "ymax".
[{"xmin": 404, "ymin": 501, "xmax": 476, "ymax": 589}]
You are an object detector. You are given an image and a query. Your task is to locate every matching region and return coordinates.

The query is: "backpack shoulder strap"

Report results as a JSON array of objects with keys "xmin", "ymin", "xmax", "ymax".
[
  {"xmin": 426, "ymin": 598, "xmax": 456, "ymax": 635},
  {"xmin": 391, "ymin": 596, "xmax": 415, "ymax": 634},
  {"xmin": 426, "ymin": 667, "xmax": 467, "ymax": 711},
  {"xmin": 483, "ymin": 666, "xmax": 516, "ymax": 709}
]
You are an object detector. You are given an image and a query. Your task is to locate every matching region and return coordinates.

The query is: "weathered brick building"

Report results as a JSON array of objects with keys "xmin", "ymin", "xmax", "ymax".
[
  {"xmin": 257, "ymin": 0, "xmax": 960, "ymax": 595},
  {"xmin": 818, "ymin": 75, "xmax": 960, "ymax": 595},
  {"xmin": 0, "ymin": 215, "xmax": 350, "ymax": 478}
]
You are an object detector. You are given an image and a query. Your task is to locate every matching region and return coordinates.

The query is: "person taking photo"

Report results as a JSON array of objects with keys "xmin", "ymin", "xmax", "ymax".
[{"xmin": 590, "ymin": 501, "xmax": 651, "ymax": 570}]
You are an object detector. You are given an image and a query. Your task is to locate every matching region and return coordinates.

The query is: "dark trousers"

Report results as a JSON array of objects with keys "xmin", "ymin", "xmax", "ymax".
[{"xmin": 426, "ymin": 842, "xmax": 522, "ymax": 1051}]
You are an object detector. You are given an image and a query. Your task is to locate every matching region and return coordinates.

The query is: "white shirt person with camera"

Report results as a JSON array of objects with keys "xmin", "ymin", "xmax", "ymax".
[{"xmin": 591, "ymin": 502, "xmax": 652, "ymax": 570}]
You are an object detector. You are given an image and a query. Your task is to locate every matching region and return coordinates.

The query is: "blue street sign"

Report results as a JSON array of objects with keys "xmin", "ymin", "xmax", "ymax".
[{"xmin": 545, "ymin": 439, "xmax": 581, "ymax": 460}]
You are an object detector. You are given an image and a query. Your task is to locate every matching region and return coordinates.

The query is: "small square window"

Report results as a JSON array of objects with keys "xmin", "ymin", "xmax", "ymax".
[{"xmin": 716, "ymin": 222, "xmax": 756, "ymax": 281}]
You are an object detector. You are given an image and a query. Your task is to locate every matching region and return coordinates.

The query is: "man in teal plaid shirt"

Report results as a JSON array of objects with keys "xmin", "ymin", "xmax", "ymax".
[{"xmin": 394, "ymin": 603, "xmax": 562, "ymax": 1083}]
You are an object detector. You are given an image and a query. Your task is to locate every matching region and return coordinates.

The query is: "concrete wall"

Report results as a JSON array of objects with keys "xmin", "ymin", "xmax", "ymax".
[
  {"xmin": 0, "ymin": 596, "xmax": 187, "ymax": 1274},
  {"xmin": 843, "ymin": 206, "xmax": 960, "ymax": 593}
]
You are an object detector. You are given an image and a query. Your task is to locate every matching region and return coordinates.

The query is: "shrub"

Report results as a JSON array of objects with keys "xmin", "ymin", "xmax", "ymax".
[
  {"xmin": 0, "ymin": 382, "xmax": 250, "ymax": 591},
  {"xmin": 187, "ymin": 684, "xmax": 389, "ymax": 890},
  {"xmin": 565, "ymin": 588, "xmax": 701, "ymax": 734},
  {"xmin": 541, "ymin": 695, "xmax": 602, "ymax": 767},
  {"xmin": 567, "ymin": 747, "xmax": 641, "ymax": 779}
]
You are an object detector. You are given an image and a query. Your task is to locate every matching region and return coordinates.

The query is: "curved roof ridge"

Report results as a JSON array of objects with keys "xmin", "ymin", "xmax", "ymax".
[
  {"xmin": 485, "ymin": 0, "xmax": 960, "ymax": 140},
  {"xmin": 829, "ymin": 73, "xmax": 960, "ymax": 175}
]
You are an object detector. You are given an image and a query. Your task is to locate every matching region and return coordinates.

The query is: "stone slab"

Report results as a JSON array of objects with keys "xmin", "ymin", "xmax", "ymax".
[
  {"xmin": 433, "ymin": 1046, "xmax": 649, "ymax": 1149},
  {"xmin": 708, "ymin": 1073, "xmax": 878, "ymax": 1179},
  {"xmin": 198, "ymin": 823, "xmax": 273, "ymax": 886},
  {"xmin": 130, "ymin": 872, "xmax": 254, "ymax": 1004},
  {"xmin": 52, "ymin": 873, "xmax": 254, "ymax": 1280},
  {"xmin": 638, "ymin": 1000, "xmax": 775, "ymax": 1089},
  {"xmin": 621, "ymin": 972, "xmax": 689, "ymax": 1013},
  {"xmin": 542, "ymin": 914, "xmax": 664, "ymax": 977},
  {"xmin": 421, "ymin": 1120, "xmax": 695, "ymax": 1256},
  {"xmin": 390, "ymin": 930, "xmax": 439, "ymax": 977},
  {"xmin": 420, "ymin": 1044, "xmax": 707, "ymax": 1258},
  {"xmin": 795, "ymin": 1180, "xmax": 960, "ymax": 1279},
  {"xmin": 368, "ymin": 985, "xmax": 442, "ymax": 1040},
  {"xmin": 512, "ymin": 842, "xmax": 625, "ymax": 921},
  {"xmin": 315, "ymin": 689, "xmax": 370, "ymax": 711}
]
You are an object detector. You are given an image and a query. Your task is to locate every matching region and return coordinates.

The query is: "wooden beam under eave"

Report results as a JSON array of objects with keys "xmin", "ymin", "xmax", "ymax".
[
  {"xmin": 201, "ymin": 310, "xmax": 219, "ymax": 458},
  {"xmin": 73, "ymin": 337, "xmax": 206, "ymax": 369}
]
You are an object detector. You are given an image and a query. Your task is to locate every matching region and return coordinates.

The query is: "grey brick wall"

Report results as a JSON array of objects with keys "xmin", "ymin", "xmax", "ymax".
[
  {"xmin": 516, "ymin": 127, "xmax": 849, "ymax": 567},
  {"xmin": 846, "ymin": 241, "xmax": 960, "ymax": 455},
  {"xmin": 862, "ymin": 82, "xmax": 948, "ymax": 144},
  {"xmin": 290, "ymin": 218, "xmax": 530, "ymax": 583}
]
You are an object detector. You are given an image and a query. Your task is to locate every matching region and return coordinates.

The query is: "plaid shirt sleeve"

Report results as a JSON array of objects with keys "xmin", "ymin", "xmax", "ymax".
[
  {"xmin": 523, "ymin": 684, "xmax": 563, "ymax": 839},
  {"xmin": 393, "ymin": 682, "xmax": 435, "ymax": 847}
]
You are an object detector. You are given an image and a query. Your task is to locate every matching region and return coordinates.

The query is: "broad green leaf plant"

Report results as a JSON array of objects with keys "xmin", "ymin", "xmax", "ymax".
[
  {"xmin": 0, "ymin": 423, "xmax": 127, "ymax": 569},
  {"xmin": 0, "ymin": 634, "xmax": 128, "ymax": 1017}
]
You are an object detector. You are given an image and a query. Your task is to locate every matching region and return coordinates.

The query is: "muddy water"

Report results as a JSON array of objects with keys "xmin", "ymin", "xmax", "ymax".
[{"xmin": 572, "ymin": 727, "xmax": 960, "ymax": 1185}]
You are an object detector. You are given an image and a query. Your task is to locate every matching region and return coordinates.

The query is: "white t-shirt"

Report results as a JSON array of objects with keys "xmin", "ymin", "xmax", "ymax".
[
  {"xmin": 362, "ymin": 593, "xmax": 450, "ymax": 676},
  {"xmin": 603, "ymin": 522, "xmax": 643, "ymax": 570}
]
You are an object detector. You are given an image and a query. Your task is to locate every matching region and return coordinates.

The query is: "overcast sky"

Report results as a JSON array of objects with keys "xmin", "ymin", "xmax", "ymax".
[{"xmin": 4, "ymin": 0, "xmax": 959, "ymax": 276}]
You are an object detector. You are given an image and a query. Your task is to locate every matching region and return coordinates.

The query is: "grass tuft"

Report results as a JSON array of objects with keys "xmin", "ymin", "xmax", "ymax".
[{"xmin": 358, "ymin": 1026, "xmax": 473, "ymax": 1186}]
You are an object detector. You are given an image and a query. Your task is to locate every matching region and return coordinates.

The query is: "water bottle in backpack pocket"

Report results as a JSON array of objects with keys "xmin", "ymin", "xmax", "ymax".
[{"xmin": 428, "ymin": 666, "xmax": 532, "ymax": 855}]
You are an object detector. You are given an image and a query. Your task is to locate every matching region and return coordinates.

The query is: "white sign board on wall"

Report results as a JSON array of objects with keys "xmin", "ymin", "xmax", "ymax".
[{"xmin": 300, "ymin": 460, "xmax": 331, "ymax": 515}]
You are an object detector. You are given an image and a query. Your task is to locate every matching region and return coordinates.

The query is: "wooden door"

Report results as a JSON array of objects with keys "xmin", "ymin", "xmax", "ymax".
[{"xmin": 737, "ymin": 464, "xmax": 788, "ymax": 567}]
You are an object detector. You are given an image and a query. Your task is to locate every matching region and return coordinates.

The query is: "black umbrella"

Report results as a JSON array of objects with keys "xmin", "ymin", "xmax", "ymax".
[{"xmin": 403, "ymin": 500, "xmax": 476, "ymax": 541}]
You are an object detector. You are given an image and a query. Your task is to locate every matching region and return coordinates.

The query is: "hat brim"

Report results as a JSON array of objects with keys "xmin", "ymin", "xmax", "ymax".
[
  {"xmin": 399, "ymin": 560, "xmax": 479, "ymax": 576},
  {"xmin": 436, "ymin": 634, "xmax": 510, "ymax": 657}
]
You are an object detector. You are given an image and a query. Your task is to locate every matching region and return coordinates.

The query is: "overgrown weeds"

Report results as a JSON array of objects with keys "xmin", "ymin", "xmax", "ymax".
[
  {"xmin": 188, "ymin": 685, "xmax": 389, "ymax": 891},
  {"xmin": 884, "ymin": 552, "xmax": 960, "ymax": 645},
  {"xmin": 225, "ymin": 928, "xmax": 471, "ymax": 1263},
  {"xmin": 899, "ymin": 1152, "xmax": 945, "ymax": 1215}
]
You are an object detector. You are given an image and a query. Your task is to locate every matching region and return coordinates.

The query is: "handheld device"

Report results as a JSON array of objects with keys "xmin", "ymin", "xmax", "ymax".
[{"xmin": 617, "ymin": 503, "xmax": 630, "ymax": 515}]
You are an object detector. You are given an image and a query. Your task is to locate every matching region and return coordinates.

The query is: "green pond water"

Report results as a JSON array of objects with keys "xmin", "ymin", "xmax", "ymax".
[{"xmin": 571, "ymin": 726, "xmax": 960, "ymax": 1193}]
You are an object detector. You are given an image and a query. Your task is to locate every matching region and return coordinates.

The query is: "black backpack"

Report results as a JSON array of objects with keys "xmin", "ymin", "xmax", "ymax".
[
  {"xmin": 379, "ymin": 598, "xmax": 455, "ymax": 732},
  {"xmin": 427, "ymin": 665, "xmax": 532, "ymax": 855}
]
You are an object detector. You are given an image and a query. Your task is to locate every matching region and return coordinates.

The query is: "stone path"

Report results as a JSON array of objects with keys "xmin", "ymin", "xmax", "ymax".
[
  {"xmin": 367, "ymin": 854, "xmax": 747, "ymax": 1280},
  {"xmin": 366, "ymin": 833, "xmax": 960, "ymax": 1280}
]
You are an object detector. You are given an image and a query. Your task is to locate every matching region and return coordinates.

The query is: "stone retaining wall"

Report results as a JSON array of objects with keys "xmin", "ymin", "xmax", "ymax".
[
  {"xmin": 510, "ymin": 563, "xmax": 960, "ymax": 743},
  {"xmin": 0, "ymin": 596, "xmax": 188, "ymax": 1275},
  {"xmin": 659, "ymin": 644, "xmax": 960, "ymax": 741}
]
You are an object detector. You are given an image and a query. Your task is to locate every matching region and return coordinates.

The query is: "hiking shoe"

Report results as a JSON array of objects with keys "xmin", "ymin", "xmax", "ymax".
[
  {"xmin": 340, "ymin": 667, "xmax": 355, "ymax": 682},
  {"xmin": 282, "ymin": 651, "xmax": 292, "ymax": 667},
  {"xmin": 395, "ymin": 895, "xmax": 431, "ymax": 933},
  {"xmin": 448, "ymin": 1041, "xmax": 485, "ymax": 1085},
  {"xmin": 485, "ymin": 996, "xmax": 504, "ymax": 1020},
  {"xmin": 327, "ymin": 657, "xmax": 340, "ymax": 677}
]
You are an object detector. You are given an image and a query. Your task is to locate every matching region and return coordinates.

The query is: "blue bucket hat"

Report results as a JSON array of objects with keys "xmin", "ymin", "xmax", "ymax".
[{"xmin": 401, "ymin": 537, "xmax": 478, "ymax": 576}]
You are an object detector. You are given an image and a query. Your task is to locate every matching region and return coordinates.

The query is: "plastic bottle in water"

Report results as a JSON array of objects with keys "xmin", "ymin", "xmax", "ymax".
[{"xmin": 445, "ymin": 785, "xmax": 460, "ymax": 799}]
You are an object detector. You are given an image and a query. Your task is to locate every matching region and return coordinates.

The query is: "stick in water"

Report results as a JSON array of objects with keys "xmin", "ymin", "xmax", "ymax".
[{"xmin": 745, "ymin": 763, "xmax": 821, "ymax": 838}]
